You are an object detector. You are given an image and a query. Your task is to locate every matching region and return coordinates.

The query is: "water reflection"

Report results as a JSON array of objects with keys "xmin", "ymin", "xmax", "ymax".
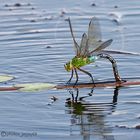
[{"xmin": 65, "ymin": 88, "xmax": 120, "ymax": 140}]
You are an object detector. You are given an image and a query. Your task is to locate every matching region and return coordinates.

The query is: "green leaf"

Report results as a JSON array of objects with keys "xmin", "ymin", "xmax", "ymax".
[
  {"xmin": 0, "ymin": 75, "xmax": 14, "ymax": 82},
  {"xmin": 15, "ymin": 83, "xmax": 56, "ymax": 92}
]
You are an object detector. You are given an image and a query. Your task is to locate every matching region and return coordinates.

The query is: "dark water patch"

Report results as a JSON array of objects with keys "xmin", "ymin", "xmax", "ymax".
[
  {"xmin": 91, "ymin": 3, "xmax": 96, "ymax": 7},
  {"xmin": 4, "ymin": 3, "xmax": 32, "ymax": 7},
  {"xmin": 116, "ymin": 124, "xmax": 140, "ymax": 130}
]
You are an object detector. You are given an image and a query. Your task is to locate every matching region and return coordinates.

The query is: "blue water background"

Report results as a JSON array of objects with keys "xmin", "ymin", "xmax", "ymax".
[{"xmin": 0, "ymin": 0, "xmax": 140, "ymax": 139}]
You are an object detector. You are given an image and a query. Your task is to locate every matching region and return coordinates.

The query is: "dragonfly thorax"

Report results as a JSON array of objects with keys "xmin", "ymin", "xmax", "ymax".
[{"xmin": 64, "ymin": 56, "xmax": 98, "ymax": 72}]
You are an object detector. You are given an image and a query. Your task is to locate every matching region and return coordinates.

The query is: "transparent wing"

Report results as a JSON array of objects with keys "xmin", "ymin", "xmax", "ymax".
[
  {"xmin": 78, "ymin": 17, "xmax": 102, "ymax": 57},
  {"xmin": 67, "ymin": 18, "xmax": 80, "ymax": 56},
  {"xmin": 79, "ymin": 33, "xmax": 88, "ymax": 56},
  {"xmin": 87, "ymin": 17, "xmax": 102, "ymax": 53},
  {"xmin": 100, "ymin": 49, "xmax": 140, "ymax": 56},
  {"xmin": 89, "ymin": 39, "xmax": 113, "ymax": 55}
]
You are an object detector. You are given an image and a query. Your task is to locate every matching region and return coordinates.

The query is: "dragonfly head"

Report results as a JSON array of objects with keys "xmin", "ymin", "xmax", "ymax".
[{"xmin": 64, "ymin": 62, "xmax": 72, "ymax": 72}]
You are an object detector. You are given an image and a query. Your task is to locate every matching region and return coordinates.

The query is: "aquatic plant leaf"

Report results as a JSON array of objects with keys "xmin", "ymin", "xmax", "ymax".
[
  {"xmin": 0, "ymin": 75, "xmax": 14, "ymax": 82},
  {"xmin": 15, "ymin": 83, "xmax": 56, "ymax": 92}
]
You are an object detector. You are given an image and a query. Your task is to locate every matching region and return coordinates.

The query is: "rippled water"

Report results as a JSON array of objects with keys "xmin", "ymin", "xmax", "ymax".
[{"xmin": 0, "ymin": 0, "xmax": 140, "ymax": 140}]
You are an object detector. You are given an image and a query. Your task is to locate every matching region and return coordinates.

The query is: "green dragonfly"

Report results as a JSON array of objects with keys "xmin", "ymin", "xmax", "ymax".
[{"xmin": 64, "ymin": 17, "xmax": 123, "ymax": 85}]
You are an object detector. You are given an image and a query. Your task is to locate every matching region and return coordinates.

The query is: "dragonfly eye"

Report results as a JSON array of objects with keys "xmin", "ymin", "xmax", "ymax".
[
  {"xmin": 64, "ymin": 62, "xmax": 71, "ymax": 72},
  {"xmin": 64, "ymin": 64, "xmax": 67, "ymax": 70},
  {"xmin": 64, "ymin": 64, "xmax": 68, "ymax": 71}
]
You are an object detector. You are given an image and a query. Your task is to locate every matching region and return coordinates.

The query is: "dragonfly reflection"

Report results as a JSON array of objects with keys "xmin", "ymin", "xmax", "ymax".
[{"xmin": 65, "ymin": 88, "xmax": 119, "ymax": 140}]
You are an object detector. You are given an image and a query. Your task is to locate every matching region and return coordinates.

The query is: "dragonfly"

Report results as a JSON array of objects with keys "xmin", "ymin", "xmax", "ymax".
[{"xmin": 64, "ymin": 17, "xmax": 123, "ymax": 85}]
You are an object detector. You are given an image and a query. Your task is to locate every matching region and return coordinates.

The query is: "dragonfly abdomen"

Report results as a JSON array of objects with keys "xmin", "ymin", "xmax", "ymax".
[{"xmin": 88, "ymin": 55, "xmax": 99, "ymax": 63}]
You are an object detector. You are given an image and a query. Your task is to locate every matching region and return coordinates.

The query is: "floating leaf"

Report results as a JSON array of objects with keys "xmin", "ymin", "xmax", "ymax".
[
  {"xmin": 0, "ymin": 75, "xmax": 14, "ymax": 83},
  {"xmin": 15, "ymin": 83, "xmax": 56, "ymax": 92}
]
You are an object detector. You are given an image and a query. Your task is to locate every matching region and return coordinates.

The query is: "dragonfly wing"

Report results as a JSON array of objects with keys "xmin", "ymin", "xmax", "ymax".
[
  {"xmin": 100, "ymin": 49, "xmax": 140, "ymax": 56},
  {"xmin": 67, "ymin": 18, "xmax": 80, "ymax": 56},
  {"xmin": 73, "ymin": 40, "xmax": 80, "ymax": 56},
  {"xmin": 87, "ymin": 17, "xmax": 102, "ymax": 53},
  {"xmin": 89, "ymin": 39, "xmax": 113, "ymax": 55},
  {"xmin": 79, "ymin": 33, "xmax": 88, "ymax": 56}
]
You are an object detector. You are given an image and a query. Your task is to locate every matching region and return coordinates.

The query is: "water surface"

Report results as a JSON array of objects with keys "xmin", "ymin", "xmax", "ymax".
[{"xmin": 0, "ymin": 0, "xmax": 140, "ymax": 140}]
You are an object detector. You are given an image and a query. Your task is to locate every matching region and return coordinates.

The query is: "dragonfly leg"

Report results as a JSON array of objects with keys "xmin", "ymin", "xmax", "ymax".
[
  {"xmin": 75, "ymin": 88, "xmax": 79, "ymax": 102},
  {"xmin": 67, "ymin": 69, "xmax": 74, "ymax": 84},
  {"xmin": 74, "ymin": 68, "xmax": 79, "ymax": 86},
  {"xmin": 97, "ymin": 53, "xmax": 123, "ymax": 82},
  {"xmin": 77, "ymin": 68, "xmax": 94, "ymax": 83}
]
